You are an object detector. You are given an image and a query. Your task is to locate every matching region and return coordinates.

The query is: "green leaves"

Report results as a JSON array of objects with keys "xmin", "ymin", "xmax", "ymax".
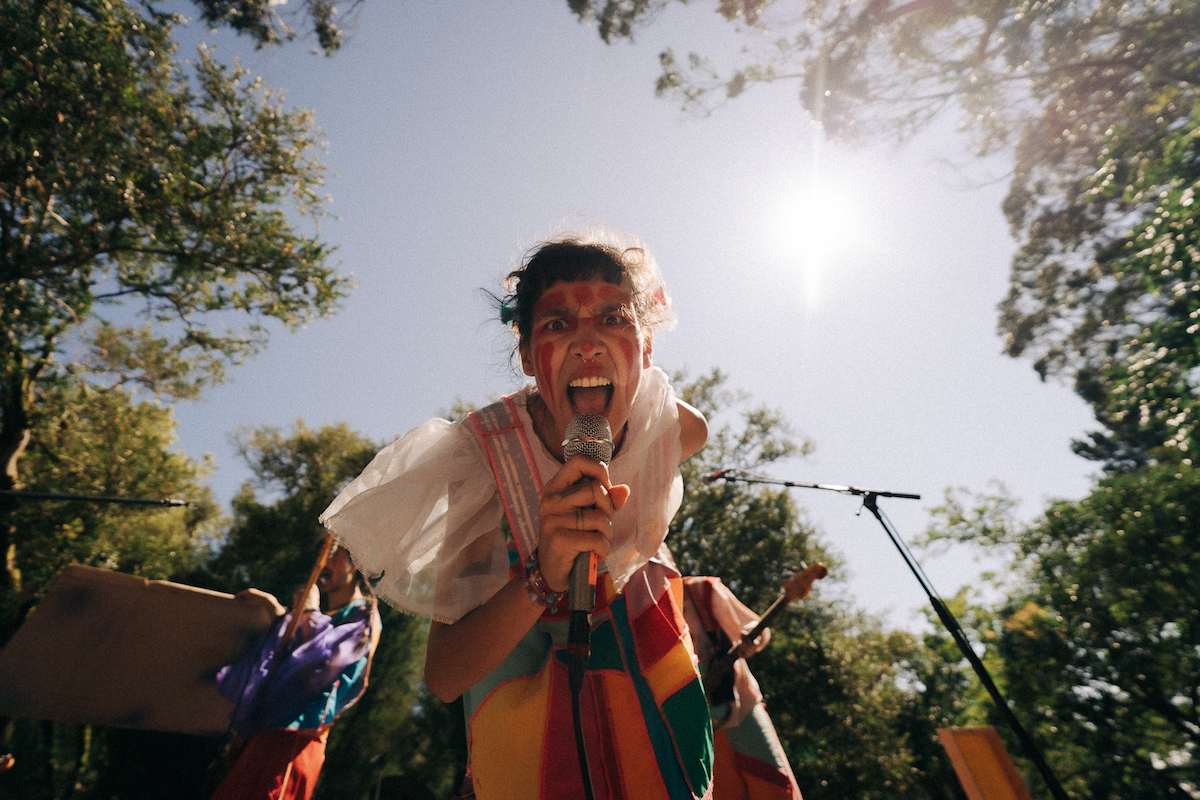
[
  {"xmin": 1, "ymin": 0, "xmax": 350, "ymax": 496},
  {"xmin": 190, "ymin": 0, "xmax": 359, "ymax": 55},
  {"xmin": 928, "ymin": 464, "xmax": 1200, "ymax": 795},
  {"xmin": 3, "ymin": 383, "xmax": 219, "ymax": 632},
  {"xmin": 1, "ymin": 0, "xmax": 349, "ymax": 397},
  {"xmin": 1029, "ymin": 98, "xmax": 1200, "ymax": 469},
  {"xmin": 206, "ymin": 422, "xmax": 380, "ymax": 600}
]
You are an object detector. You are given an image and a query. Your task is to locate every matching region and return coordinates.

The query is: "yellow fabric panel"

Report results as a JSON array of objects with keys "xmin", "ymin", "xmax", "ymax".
[
  {"xmin": 642, "ymin": 639, "xmax": 702, "ymax": 701},
  {"xmin": 469, "ymin": 668, "xmax": 551, "ymax": 799}
]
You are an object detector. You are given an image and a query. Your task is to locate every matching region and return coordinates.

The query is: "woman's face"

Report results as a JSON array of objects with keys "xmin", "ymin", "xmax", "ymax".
[
  {"xmin": 317, "ymin": 546, "xmax": 355, "ymax": 594},
  {"xmin": 519, "ymin": 277, "xmax": 652, "ymax": 452}
]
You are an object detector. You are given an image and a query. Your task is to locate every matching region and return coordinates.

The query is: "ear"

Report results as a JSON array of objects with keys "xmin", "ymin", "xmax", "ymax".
[
  {"xmin": 641, "ymin": 333, "xmax": 653, "ymax": 369},
  {"xmin": 519, "ymin": 342, "xmax": 536, "ymax": 377}
]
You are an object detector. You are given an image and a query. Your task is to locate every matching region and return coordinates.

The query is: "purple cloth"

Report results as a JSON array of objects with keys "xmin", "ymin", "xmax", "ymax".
[{"xmin": 216, "ymin": 602, "xmax": 373, "ymax": 739}]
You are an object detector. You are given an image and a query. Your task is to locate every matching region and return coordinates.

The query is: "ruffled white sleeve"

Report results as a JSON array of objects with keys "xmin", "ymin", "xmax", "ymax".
[
  {"xmin": 603, "ymin": 366, "xmax": 684, "ymax": 591},
  {"xmin": 319, "ymin": 419, "xmax": 507, "ymax": 624}
]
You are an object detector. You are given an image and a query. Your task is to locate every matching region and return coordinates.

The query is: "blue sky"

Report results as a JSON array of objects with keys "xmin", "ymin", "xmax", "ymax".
[{"xmin": 167, "ymin": 1, "xmax": 1099, "ymax": 630}]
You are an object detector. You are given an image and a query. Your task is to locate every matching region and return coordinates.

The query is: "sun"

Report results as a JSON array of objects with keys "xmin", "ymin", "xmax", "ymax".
[{"xmin": 767, "ymin": 177, "xmax": 863, "ymax": 307}]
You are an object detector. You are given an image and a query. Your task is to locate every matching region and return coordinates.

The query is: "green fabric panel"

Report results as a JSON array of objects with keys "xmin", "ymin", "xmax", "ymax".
[
  {"xmin": 661, "ymin": 678, "xmax": 716, "ymax": 793},
  {"xmin": 551, "ymin": 617, "xmax": 625, "ymax": 673},
  {"xmin": 724, "ymin": 704, "xmax": 786, "ymax": 766},
  {"xmin": 612, "ymin": 597, "xmax": 713, "ymax": 798}
]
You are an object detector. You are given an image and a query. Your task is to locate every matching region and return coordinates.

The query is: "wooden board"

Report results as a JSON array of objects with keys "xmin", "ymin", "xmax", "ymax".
[
  {"xmin": 0, "ymin": 565, "xmax": 281, "ymax": 735},
  {"xmin": 937, "ymin": 726, "xmax": 1034, "ymax": 800}
]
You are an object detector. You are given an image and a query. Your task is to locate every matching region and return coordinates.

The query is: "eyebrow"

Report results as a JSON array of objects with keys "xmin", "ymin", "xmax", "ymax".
[
  {"xmin": 533, "ymin": 302, "xmax": 630, "ymax": 320},
  {"xmin": 532, "ymin": 304, "xmax": 572, "ymax": 321}
]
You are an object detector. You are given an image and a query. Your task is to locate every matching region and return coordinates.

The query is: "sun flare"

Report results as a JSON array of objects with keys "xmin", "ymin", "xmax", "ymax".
[{"xmin": 767, "ymin": 178, "xmax": 863, "ymax": 307}]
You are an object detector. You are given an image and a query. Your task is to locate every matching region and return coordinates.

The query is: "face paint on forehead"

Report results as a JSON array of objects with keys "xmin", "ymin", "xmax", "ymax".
[{"xmin": 533, "ymin": 281, "xmax": 635, "ymax": 317}]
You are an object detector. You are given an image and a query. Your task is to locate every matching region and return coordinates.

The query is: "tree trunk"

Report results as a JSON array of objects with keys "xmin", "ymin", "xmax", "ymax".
[{"xmin": 0, "ymin": 370, "xmax": 32, "ymax": 641}]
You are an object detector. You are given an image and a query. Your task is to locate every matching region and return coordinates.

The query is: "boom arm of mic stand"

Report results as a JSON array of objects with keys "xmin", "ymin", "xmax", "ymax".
[{"xmin": 707, "ymin": 470, "xmax": 920, "ymax": 500}]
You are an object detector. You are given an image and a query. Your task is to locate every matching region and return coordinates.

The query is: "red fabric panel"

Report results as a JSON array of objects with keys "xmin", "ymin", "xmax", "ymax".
[{"xmin": 210, "ymin": 727, "xmax": 327, "ymax": 800}]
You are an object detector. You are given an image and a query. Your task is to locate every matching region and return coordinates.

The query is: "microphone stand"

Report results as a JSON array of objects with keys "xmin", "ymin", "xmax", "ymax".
[
  {"xmin": 1, "ymin": 489, "xmax": 190, "ymax": 507},
  {"xmin": 709, "ymin": 469, "xmax": 1069, "ymax": 800}
]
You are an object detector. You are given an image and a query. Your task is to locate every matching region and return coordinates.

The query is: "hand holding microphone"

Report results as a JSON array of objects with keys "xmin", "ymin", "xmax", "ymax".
[
  {"xmin": 562, "ymin": 413, "xmax": 616, "ymax": 613},
  {"xmin": 556, "ymin": 413, "xmax": 628, "ymax": 693}
]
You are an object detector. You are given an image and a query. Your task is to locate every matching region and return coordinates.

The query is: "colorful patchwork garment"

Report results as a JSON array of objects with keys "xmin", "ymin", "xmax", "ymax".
[{"xmin": 322, "ymin": 368, "xmax": 714, "ymax": 799}]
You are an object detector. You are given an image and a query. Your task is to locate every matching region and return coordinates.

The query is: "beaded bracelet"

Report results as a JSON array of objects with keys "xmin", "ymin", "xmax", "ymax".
[{"xmin": 522, "ymin": 548, "xmax": 566, "ymax": 613}]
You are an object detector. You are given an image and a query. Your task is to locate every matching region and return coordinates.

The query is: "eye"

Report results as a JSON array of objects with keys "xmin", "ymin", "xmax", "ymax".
[
  {"xmin": 543, "ymin": 318, "xmax": 569, "ymax": 332},
  {"xmin": 602, "ymin": 313, "xmax": 631, "ymax": 327}
]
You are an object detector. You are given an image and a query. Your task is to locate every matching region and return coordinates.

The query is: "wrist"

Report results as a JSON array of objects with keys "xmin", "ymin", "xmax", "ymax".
[{"xmin": 522, "ymin": 548, "xmax": 566, "ymax": 613}]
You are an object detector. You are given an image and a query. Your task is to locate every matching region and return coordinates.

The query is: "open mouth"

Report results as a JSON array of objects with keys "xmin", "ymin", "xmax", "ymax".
[{"xmin": 568, "ymin": 376, "xmax": 613, "ymax": 415}]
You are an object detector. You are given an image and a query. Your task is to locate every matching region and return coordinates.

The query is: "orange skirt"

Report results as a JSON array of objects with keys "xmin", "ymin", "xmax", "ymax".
[{"xmin": 210, "ymin": 727, "xmax": 328, "ymax": 800}]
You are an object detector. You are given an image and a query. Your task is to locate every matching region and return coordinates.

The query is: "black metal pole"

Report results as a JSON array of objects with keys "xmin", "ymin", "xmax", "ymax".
[
  {"xmin": 710, "ymin": 469, "xmax": 1070, "ymax": 800},
  {"xmin": 0, "ymin": 489, "xmax": 189, "ymax": 507},
  {"xmin": 858, "ymin": 493, "xmax": 1069, "ymax": 800}
]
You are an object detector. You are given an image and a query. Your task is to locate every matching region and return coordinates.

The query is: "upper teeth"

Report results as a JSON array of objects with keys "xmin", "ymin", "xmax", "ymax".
[{"xmin": 570, "ymin": 376, "xmax": 611, "ymax": 388}]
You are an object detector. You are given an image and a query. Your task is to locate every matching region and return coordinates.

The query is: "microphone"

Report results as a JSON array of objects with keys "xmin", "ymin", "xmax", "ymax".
[
  {"xmin": 562, "ymin": 414, "xmax": 614, "ymax": 614},
  {"xmin": 562, "ymin": 413, "xmax": 613, "ymax": 695}
]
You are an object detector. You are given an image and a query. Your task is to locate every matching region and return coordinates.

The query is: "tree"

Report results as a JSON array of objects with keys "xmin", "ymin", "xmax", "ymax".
[
  {"xmin": 928, "ymin": 466, "xmax": 1200, "ymax": 797},
  {"xmin": 1, "ymin": 0, "xmax": 351, "ymax": 602},
  {"xmin": 670, "ymin": 369, "xmax": 970, "ymax": 798},
  {"xmin": 190, "ymin": 0, "xmax": 365, "ymax": 55},
  {"xmin": 568, "ymin": 0, "xmax": 1200, "ymax": 469},
  {"xmin": 1036, "ymin": 103, "xmax": 1200, "ymax": 471},
  {"xmin": 4, "ymin": 384, "xmax": 219, "ymax": 622},
  {"xmin": 203, "ymin": 422, "xmax": 380, "ymax": 598},
  {"xmin": 669, "ymin": 367, "xmax": 821, "ymax": 607},
  {"xmin": 0, "ymin": 384, "xmax": 221, "ymax": 799}
]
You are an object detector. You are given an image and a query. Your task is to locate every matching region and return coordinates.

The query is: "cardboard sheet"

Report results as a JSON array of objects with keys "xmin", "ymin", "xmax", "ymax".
[
  {"xmin": 937, "ymin": 726, "xmax": 1034, "ymax": 800},
  {"xmin": 0, "ymin": 565, "xmax": 281, "ymax": 735}
]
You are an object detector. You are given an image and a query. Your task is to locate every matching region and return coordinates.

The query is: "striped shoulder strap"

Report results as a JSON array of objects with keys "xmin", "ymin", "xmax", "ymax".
[{"xmin": 465, "ymin": 395, "xmax": 543, "ymax": 563}]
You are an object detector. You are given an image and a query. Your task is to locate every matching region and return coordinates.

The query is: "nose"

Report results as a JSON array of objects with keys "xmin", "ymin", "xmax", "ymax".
[{"xmin": 572, "ymin": 318, "xmax": 607, "ymax": 362}]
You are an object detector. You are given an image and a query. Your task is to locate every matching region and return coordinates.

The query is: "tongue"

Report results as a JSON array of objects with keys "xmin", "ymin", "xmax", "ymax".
[{"xmin": 570, "ymin": 386, "xmax": 609, "ymax": 415}]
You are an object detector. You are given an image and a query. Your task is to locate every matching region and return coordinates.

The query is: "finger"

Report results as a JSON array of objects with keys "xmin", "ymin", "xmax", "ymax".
[
  {"xmin": 551, "ymin": 482, "xmax": 625, "ymax": 516},
  {"xmin": 538, "ymin": 522, "xmax": 612, "ymax": 587},
  {"xmin": 546, "ymin": 509, "xmax": 614, "ymax": 550},
  {"xmin": 608, "ymin": 483, "xmax": 630, "ymax": 511},
  {"xmin": 556, "ymin": 506, "xmax": 614, "ymax": 539},
  {"xmin": 556, "ymin": 479, "xmax": 596, "ymax": 502},
  {"xmin": 544, "ymin": 455, "xmax": 613, "ymax": 494}
]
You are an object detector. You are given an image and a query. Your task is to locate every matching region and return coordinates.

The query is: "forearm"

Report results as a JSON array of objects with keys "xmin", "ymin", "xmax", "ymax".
[{"xmin": 424, "ymin": 576, "xmax": 547, "ymax": 702}]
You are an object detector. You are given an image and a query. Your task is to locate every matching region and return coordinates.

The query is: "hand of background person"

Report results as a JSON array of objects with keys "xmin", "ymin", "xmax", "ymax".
[
  {"xmin": 233, "ymin": 587, "xmax": 286, "ymax": 619},
  {"xmin": 737, "ymin": 619, "xmax": 771, "ymax": 658},
  {"xmin": 293, "ymin": 583, "xmax": 321, "ymax": 613}
]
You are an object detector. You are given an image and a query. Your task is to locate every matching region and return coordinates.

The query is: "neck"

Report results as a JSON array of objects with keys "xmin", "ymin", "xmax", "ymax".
[
  {"xmin": 527, "ymin": 393, "xmax": 564, "ymax": 461},
  {"xmin": 526, "ymin": 392, "xmax": 627, "ymax": 462}
]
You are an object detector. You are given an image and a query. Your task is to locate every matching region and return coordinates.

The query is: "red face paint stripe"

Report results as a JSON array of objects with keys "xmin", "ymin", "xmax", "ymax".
[{"xmin": 535, "ymin": 343, "xmax": 556, "ymax": 406}]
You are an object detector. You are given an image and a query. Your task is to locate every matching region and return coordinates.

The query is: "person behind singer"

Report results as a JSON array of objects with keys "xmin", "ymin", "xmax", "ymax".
[
  {"xmin": 682, "ymin": 576, "xmax": 804, "ymax": 800},
  {"xmin": 320, "ymin": 227, "xmax": 713, "ymax": 799},
  {"xmin": 211, "ymin": 544, "xmax": 381, "ymax": 800}
]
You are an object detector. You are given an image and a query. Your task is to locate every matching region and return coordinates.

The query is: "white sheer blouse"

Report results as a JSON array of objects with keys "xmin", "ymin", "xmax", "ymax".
[{"xmin": 320, "ymin": 367, "xmax": 684, "ymax": 624}]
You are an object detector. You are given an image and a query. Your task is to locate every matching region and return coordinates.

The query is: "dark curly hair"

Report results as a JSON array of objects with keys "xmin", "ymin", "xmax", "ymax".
[{"xmin": 500, "ymin": 229, "xmax": 674, "ymax": 350}]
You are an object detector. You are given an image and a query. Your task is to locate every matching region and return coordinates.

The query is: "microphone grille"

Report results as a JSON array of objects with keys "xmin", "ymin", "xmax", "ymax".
[{"xmin": 563, "ymin": 414, "xmax": 614, "ymax": 465}]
